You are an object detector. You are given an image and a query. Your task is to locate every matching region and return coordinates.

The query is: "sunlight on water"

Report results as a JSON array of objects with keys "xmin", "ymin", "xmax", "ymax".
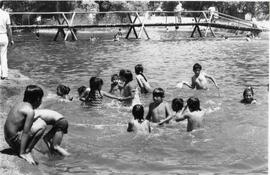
[{"xmin": 8, "ymin": 30, "xmax": 268, "ymax": 174}]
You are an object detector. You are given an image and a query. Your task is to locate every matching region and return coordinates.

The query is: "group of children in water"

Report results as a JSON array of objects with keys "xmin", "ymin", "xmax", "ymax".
[{"xmin": 4, "ymin": 63, "xmax": 256, "ymax": 165}]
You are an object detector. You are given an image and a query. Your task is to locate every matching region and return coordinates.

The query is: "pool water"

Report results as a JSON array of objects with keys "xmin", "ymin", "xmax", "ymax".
[{"xmin": 7, "ymin": 30, "xmax": 269, "ymax": 174}]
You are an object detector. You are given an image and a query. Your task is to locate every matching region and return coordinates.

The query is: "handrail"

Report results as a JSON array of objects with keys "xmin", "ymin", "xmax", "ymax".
[{"xmin": 9, "ymin": 10, "xmax": 208, "ymax": 15}]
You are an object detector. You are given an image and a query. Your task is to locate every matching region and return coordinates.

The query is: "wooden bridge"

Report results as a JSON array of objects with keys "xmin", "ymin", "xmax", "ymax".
[{"xmin": 9, "ymin": 10, "xmax": 265, "ymax": 41}]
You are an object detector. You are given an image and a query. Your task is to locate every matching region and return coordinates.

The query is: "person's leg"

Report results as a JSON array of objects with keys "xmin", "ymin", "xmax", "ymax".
[
  {"xmin": 0, "ymin": 34, "xmax": 9, "ymax": 78},
  {"xmin": 52, "ymin": 131, "xmax": 70, "ymax": 156},
  {"xmin": 43, "ymin": 127, "xmax": 56, "ymax": 150},
  {"xmin": 27, "ymin": 118, "xmax": 46, "ymax": 153}
]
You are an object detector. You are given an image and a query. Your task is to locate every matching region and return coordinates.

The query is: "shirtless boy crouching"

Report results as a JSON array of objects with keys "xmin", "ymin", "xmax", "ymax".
[
  {"xmin": 4, "ymin": 85, "xmax": 47, "ymax": 165},
  {"xmin": 34, "ymin": 109, "xmax": 70, "ymax": 156}
]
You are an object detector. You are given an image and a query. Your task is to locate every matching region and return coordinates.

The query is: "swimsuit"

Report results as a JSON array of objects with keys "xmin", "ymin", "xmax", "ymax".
[
  {"xmin": 52, "ymin": 118, "xmax": 68, "ymax": 134},
  {"xmin": 5, "ymin": 133, "xmax": 21, "ymax": 153}
]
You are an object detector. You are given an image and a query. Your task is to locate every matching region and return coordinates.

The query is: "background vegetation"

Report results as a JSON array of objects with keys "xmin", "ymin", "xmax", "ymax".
[{"xmin": 3, "ymin": 1, "xmax": 269, "ymax": 25}]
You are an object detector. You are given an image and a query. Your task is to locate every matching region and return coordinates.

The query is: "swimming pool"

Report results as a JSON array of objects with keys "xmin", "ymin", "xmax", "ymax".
[{"xmin": 7, "ymin": 30, "xmax": 269, "ymax": 174}]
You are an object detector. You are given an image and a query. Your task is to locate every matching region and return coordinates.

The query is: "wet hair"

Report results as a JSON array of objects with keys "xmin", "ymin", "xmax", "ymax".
[
  {"xmin": 89, "ymin": 77, "xmax": 103, "ymax": 91},
  {"xmin": 172, "ymin": 98, "xmax": 184, "ymax": 112},
  {"xmin": 119, "ymin": 69, "xmax": 133, "ymax": 83},
  {"xmin": 135, "ymin": 64, "xmax": 147, "ymax": 82},
  {"xmin": 187, "ymin": 97, "xmax": 201, "ymax": 112},
  {"xmin": 77, "ymin": 86, "xmax": 87, "ymax": 96},
  {"xmin": 135, "ymin": 64, "xmax": 143, "ymax": 75},
  {"xmin": 111, "ymin": 74, "xmax": 119, "ymax": 82},
  {"xmin": 132, "ymin": 104, "xmax": 144, "ymax": 121},
  {"xmin": 23, "ymin": 85, "xmax": 44, "ymax": 106},
  {"xmin": 153, "ymin": 88, "xmax": 165, "ymax": 98},
  {"xmin": 243, "ymin": 86, "xmax": 254, "ymax": 97},
  {"xmin": 56, "ymin": 84, "xmax": 70, "ymax": 97},
  {"xmin": 119, "ymin": 69, "xmax": 125, "ymax": 77},
  {"xmin": 193, "ymin": 63, "xmax": 202, "ymax": 71}
]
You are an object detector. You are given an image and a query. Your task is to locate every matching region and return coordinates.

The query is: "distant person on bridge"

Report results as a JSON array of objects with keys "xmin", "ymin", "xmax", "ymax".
[
  {"xmin": 175, "ymin": 1, "xmax": 183, "ymax": 25},
  {"xmin": 208, "ymin": 6, "xmax": 219, "ymax": 23},
  {"xmin": 0, "ymin": 1, "xmax": 14, "ymax": 80}
]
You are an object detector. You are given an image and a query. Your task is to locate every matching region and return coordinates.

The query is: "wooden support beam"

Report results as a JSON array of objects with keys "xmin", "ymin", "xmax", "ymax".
[
  {"xmin": 54, "ymin": 16, "xmax": 66, "ymax": 41},
  {"xmin": 137, "ymin": 12, "xmax": 150, "ymax": 39},
  {"xmin": 126, "ymin": 13, "xmax": 138, "ymax": 39},
  {"xmin": 191, "ymin": 14, "xmax": 202, "ymax": 37}
]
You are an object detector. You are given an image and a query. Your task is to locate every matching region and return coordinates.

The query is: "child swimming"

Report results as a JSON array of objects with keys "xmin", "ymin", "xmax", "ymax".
[
  {"xmin": 174, "ymin": 97, "xmax": 205, "ymax": 132},
  {"xmin": 118, "ymin": 69, "xmax": 141, "ymax": 107},
  {"xmin": 78, "ymin": 85, "xmax": 90, "ymax": 102},
  {"xmin": 82, "ymin": 77, "xmax": 121, "ymax": 107},
  {"xmin": 240, "ymin": 86, "xmax": 256, "ymax": 104},
  {"xmin": 158, "ymin": 97, "xmax": 185, "ymax": 125},
  {"xmin": 135, "ymin": 64, "xmax": 152, "ymax": 94},
  {"xmin": 146, "ymin": 88, "xmax": 172, "ymax": 123},
  {"xmin": 180, "ymin": 63, "xmax": 219, "ymax": 90},
  {"xmin": 127, "ymin": 104, "xmax": 151, "ymax": 134},
  {"xmin": 56, "ymin": 84, "xmax": 73, "ymax": 102},
  {"xmin": 109, "ymin": 74, "xmax": 120, "ymax": 95}
]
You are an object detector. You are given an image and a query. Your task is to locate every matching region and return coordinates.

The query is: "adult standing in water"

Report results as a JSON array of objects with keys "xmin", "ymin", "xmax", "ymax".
[{"xmin": 0, "ymin": 0, "xmax": 14, "ymax": 80}]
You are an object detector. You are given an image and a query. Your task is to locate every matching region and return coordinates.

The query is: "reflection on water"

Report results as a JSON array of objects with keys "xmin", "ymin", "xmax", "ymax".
[{"xmin": 8, "ymin": 30, "xmax": 268, "ymax": 174}]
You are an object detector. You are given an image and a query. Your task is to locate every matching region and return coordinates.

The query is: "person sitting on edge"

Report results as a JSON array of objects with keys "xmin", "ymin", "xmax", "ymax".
[
  {"xmin": 240, "ymin": 86, "xmax": 256, "ymax": 104},
  {"xmin": 56, "ymin": 84, "xmax": 73, "ymax": 102},
  {"xmin": 118, "ymin": 69, "xmax": 141, "ymax": 107},
  {"xmin": 34, "ymin": 109, "xmax": 70, "ymax": 156},
  {"xmin": 4, "ymin": 85, "xmax": 47, "ymax": 165},
  {"xmin": 127, "ymin": 104, "xmax": 151, "ymax": 134},
  {"xmin": 146, "ymin": 88, "xmax": 172, "ymax": 123},
  {"xmin": 109, "ymin": 74, "xmax": 120, "ymax": 95},
  {"xmin": 135, "ymin": 64, "xmax": 152, "ymax": 94},
  {"xmin": 180, "ymin": 63, "xmax": 219, "ymax": 90},
  {"xmin": 82, "ymin": 77, "xmax": 121, "ymax": 107},
  {"xmin": 174, "ymin": 97, "xmax": 205, "ymax": 132},
  {"xmin": 158, "ymin": 97, "xmax": 185, "ymax": 125}
]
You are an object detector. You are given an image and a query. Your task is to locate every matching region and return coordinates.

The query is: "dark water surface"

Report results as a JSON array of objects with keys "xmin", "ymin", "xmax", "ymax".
[{"xmin": 7, "ymin": 30, "xmax": 269, "ymax": 174}]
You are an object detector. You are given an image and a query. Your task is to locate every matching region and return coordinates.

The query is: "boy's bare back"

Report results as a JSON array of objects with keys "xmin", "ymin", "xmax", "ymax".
[
  {"xmin": 184, "ymin": 110, "xmax": 205, "ymax": 132},
  {"xmin": 4, "ymin": 102, "xmax": 34, "ymax": 138}
]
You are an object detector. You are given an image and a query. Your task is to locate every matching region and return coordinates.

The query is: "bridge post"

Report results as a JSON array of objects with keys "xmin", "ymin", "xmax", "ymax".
[
  {"xmin": 125, "ymin": 12, "xmax": 138, "ymax": 39},
  {"xmin": 62, "ymin": 12, "xmax": 78, "ymax": 41},
  {"xmin": 54, "ymin": 15, "xmax": 66, "ymax": 41},
  {"xmin": 137, "ymin": 12, "xmax": 150, "ymax": 39},
  {"xmin": 191, "ymin": 13, "xmax": 202, "ymax": 37},
  {"xmin": 203, "ymin": 11, "xmax": 216, "ymax": 37}
]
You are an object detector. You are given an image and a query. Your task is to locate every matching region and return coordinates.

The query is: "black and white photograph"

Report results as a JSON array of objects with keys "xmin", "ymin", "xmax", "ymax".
[{"xmin": 0, "ymin": 0, "xmax": 269, "ymax": 174}]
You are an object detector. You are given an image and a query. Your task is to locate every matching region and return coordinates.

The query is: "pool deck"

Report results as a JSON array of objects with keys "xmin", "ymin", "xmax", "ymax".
[{"xmin": 0, "ymin": 69, "xmax": 33, "ymax": 175}]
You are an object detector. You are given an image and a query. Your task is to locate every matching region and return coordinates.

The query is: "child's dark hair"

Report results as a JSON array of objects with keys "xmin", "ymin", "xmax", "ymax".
[
  {"xmin": 120, "ymin": 69, "xmax": 133, "ymax": 83},
  {"xmin": 78, "ymin": 86, "xmax": 87, "ymax": 96},
  {"xmin": 135, "ymin": 64, "xmax": 143, "ymax": 75},
  {"xmin": 135, "ymin": 64, "xmax": 147, "ymax": 82},
  {"xmin": 187, "ymin": 97, "xmax": 201, "ymax": 112},
  {"xmin": 119, "ymin": 69, "xmax": 125, "ymax": 77},
  {"xmin": 23, "ymin": 85, "xmax": 44, "ymax": 105},
  {"xmin": 57, "ymin": 84, "xmax": 70, "ymax": 97},
  {"xmin": 132, "ymin": 104, "xmax": 144, "ymax": 121},
  {"xmin": 153, "ymin": 88, "xmax": 165, "ymax": 98},
  {"xmin": 172, "ymin": 98, "xmax": 184, "ymax": 112},
  {"xmin": 111, "ymin": 74, "xmax": 119, "ymax": 81},
  {"xmin": 243, "ymin": 86, "xmax": 254, "ymax": 97},
  {"xmin": 90, "ymin": 77, "xmax": 103, "ymax": 91},
  {"xmin": 193, "ymin": 63, "xmax": 202, "ymax": 71}
]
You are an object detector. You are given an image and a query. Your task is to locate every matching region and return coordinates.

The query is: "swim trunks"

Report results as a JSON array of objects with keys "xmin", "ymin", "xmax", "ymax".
[
  {"xmin": 5, "ymin": 132, "xmax": 21, "ymax": 153},
  {"xmin": 52, "ymin": 118, "xmax": 68, "ymax": 134}
]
